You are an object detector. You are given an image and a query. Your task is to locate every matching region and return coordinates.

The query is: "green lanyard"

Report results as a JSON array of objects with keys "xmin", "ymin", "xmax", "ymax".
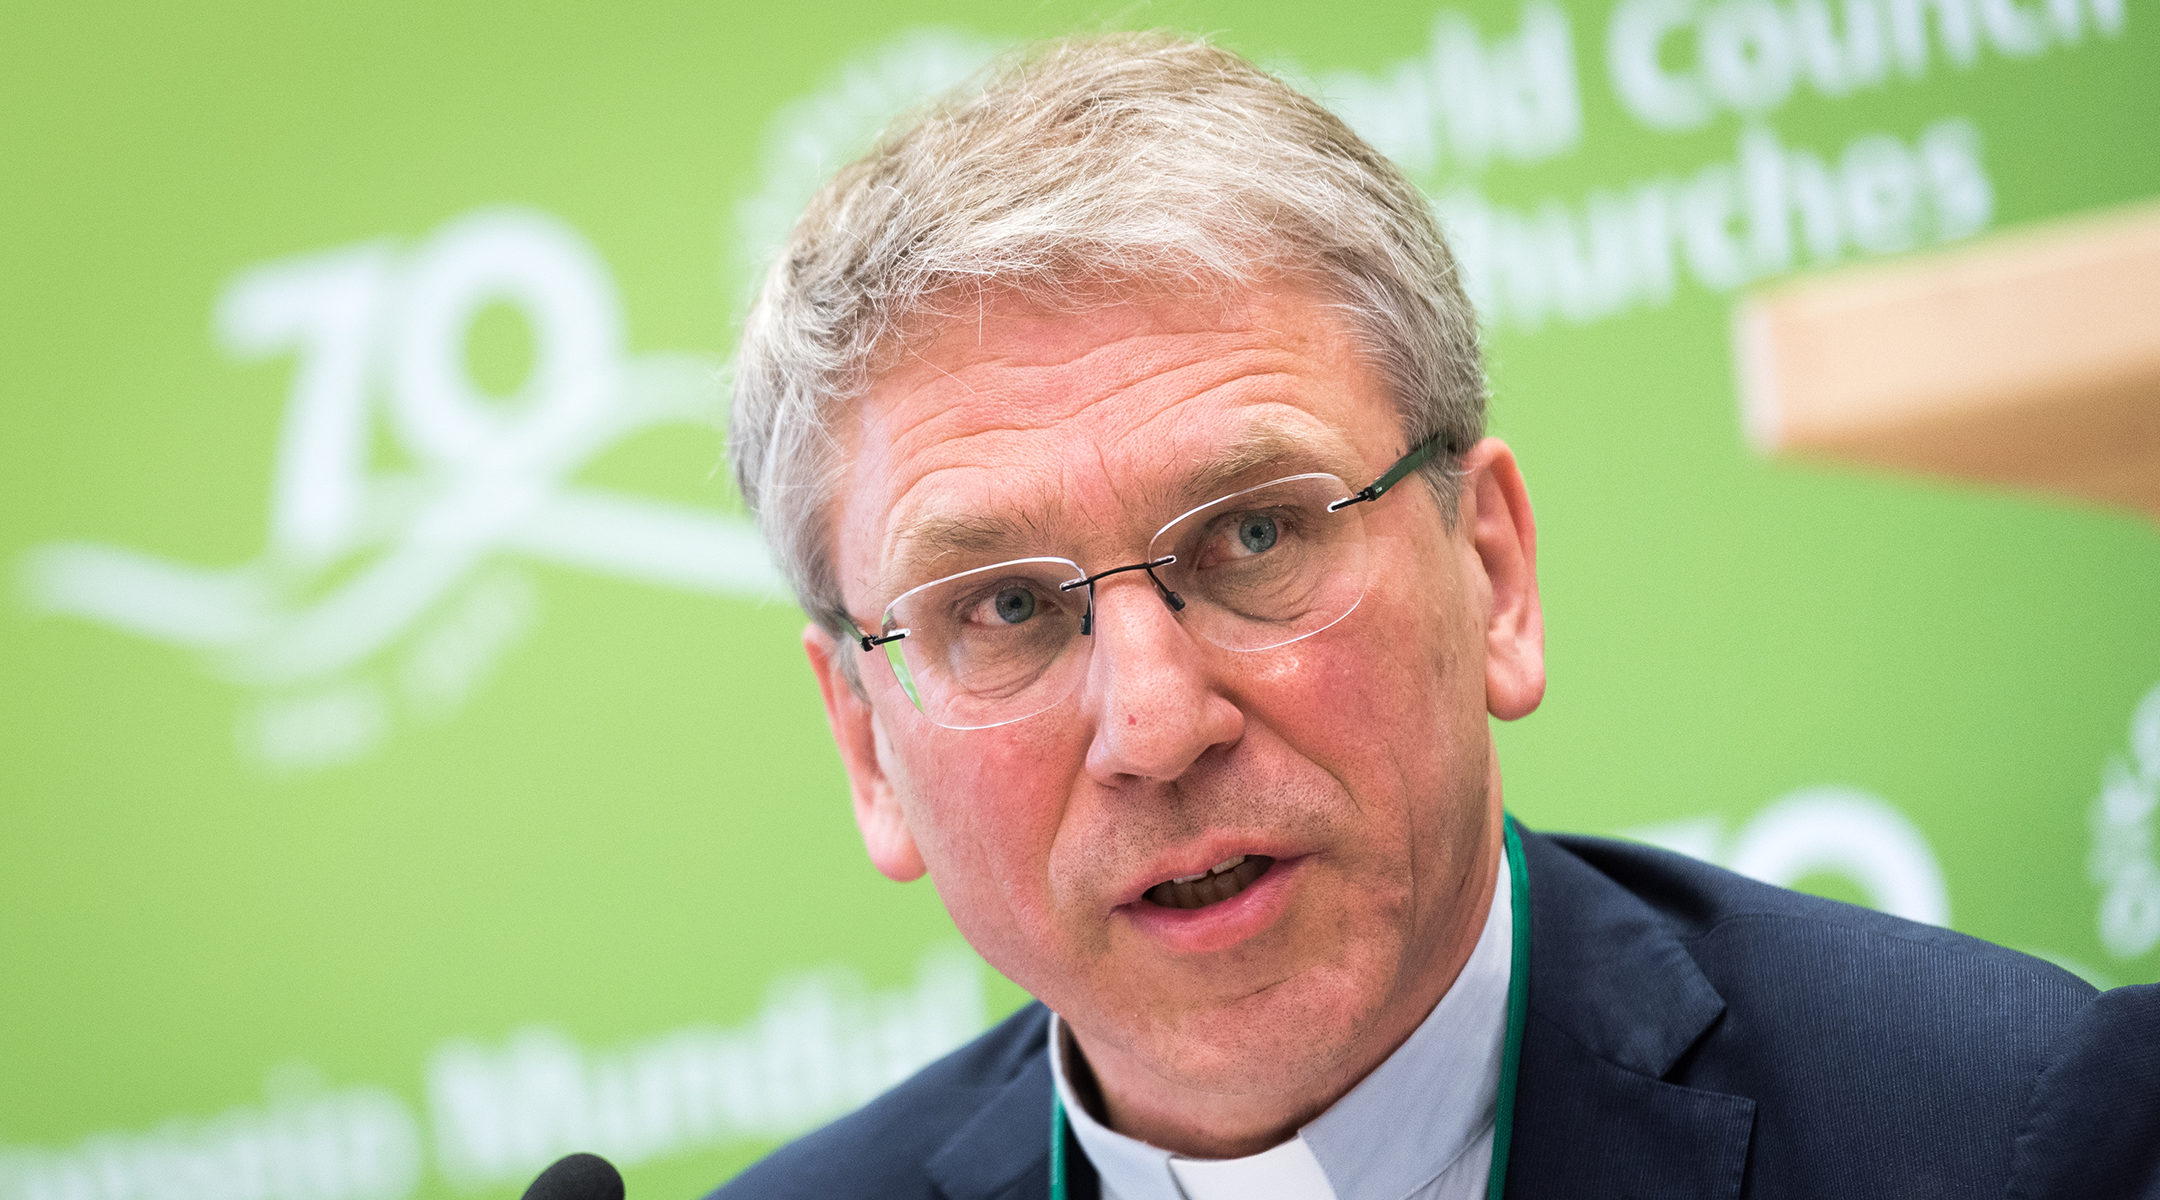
[{"xmin": 1051, "ymin": 817, "xmax": 1532, "ymax": 1200}]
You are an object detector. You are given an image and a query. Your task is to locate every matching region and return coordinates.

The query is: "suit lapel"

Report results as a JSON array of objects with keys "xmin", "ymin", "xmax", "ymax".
[
  {"xmin": 925, "ymin": 1025, "xmax": 1063, "ymax": 1200},
  {"xmin": 1504, "ymin": 829, "xmax": 1756, "ymax": 1199}
]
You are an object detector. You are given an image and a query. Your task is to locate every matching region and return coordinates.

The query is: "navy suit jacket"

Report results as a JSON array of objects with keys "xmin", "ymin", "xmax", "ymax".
[{"xmin": 710, "ymin": 827, "xmax": 2160, "ymax": 1199}]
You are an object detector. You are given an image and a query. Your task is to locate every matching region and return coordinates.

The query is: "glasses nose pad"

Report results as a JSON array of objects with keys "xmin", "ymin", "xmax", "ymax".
[
  {"xmin": 1144, "ymin": 567, "xmax": 1186, "ymax": 612},
  {"xmin": 1060, "ymin": 577, "xmax": 1097, "ymax": 637}
]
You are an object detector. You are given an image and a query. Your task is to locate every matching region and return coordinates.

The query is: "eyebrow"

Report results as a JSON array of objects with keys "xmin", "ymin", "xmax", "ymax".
[
  {"xmin": 880, "ymin": 420, "xmax": 1364, "ymax": 592},
  {"xmin": 884, "ymin": 509, "xmax": 1057, "ymax": 593},
  {"xmin": 1175, "ymin": 422, "xmax": 1360, "ymax": 505}
]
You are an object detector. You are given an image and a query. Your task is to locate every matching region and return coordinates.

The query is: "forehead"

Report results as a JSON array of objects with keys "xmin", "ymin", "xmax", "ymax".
[{"xmin": 831, "ymin": 284, "xmax": 1401, "ymax": 602}]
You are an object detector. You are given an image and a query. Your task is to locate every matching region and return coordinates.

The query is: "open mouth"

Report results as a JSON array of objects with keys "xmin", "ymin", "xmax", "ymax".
[{"xmin": 1142, "ymin": 854, "xmax": 1275, "ymax": 910}]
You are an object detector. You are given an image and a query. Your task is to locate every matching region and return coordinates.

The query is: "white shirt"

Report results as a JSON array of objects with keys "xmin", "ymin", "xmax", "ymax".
[{"xmin": 1049, "ymin": 860, "xmax": 1513, "ymax": 1200}]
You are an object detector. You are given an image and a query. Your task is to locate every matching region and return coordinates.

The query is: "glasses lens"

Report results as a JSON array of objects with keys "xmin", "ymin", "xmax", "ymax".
[
  {"xmin": 883, "ymin": 557, "xmax": 1090, "ymax": 729},
  {"xmin": 1149, "ymin": 474, "xmax": 1368, "ymax": 652}
]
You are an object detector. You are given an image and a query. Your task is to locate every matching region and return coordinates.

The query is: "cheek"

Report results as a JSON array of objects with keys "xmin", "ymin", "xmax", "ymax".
[
  {"xmin": 1237, "ymin": 580, "xmax": 1489, "ymax": 873},
  {"xmin": 887, "ymin": 715, "xmax": 1088, "ymax": 941},
  {"xmin": 1253, "ymin": 596, "xmax": 1476, "ymax": 764}
]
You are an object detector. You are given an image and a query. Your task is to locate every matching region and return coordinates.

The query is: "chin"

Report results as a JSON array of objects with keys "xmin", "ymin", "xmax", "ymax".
[{"xmin": 1121, "ymin": 960, "xmax": 1386, "ymax": 1096}]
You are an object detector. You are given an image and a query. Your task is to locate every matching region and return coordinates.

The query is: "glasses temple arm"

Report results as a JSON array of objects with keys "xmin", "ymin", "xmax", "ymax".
[
  {"xmin": 1327, "ymin": 433, "xmax": 1453, "ymax": 512},
  {"xmin": 833, "ymin": 610, "xmax": 908, "ymax": 653}
]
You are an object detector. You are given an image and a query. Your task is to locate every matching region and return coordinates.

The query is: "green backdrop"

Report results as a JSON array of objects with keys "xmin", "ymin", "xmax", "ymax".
[{"xmin": 4, "ymin": 2, "xmax": 2155, "ymax": 1197}]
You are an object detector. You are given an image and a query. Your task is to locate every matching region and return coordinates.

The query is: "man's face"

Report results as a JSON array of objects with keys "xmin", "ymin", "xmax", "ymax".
[{"xmin": 808, "ymin": 283, "xmax": 1543, "ymax": 1103}]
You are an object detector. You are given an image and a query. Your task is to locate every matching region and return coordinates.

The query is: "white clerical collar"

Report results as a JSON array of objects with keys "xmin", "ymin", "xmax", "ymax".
[{"xmin": 1048, "ymin": 857, "xmax": 1513, "ymax": 1200}]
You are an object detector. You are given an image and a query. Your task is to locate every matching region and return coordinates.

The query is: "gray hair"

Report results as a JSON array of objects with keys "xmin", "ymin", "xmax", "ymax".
[{"xmin": 729, "ymin": 32, "xmax": 1487, "ymax": 640}]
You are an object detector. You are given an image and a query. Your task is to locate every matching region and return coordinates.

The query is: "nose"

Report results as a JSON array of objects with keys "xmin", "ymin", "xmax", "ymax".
[{"xmin": 1080, "ymin": 572, "xmax": 1244, "ymax": 784}]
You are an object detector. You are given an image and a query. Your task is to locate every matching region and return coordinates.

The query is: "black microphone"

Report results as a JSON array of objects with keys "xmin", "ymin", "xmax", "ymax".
[{"xmin": 521, "ymin": 1153, "xmax": 625, "ymax": 1200}]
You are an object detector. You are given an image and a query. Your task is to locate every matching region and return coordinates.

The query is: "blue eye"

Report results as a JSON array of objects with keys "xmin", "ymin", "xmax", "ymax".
[
  {"xmin": 993, "ymin": 586, "xmax": 1037, "ymax": 624},
  {"xmin": 1236, "ymin": 514, "xmax": 1279, "ymax": 554}
]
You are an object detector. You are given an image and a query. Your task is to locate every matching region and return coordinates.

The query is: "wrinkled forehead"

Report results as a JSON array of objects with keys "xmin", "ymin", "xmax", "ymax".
[
  {"xmin": 828, "ymin": 286, "xmax": 1395, "ymax": 605},
  {"xmin": 878, "ymin": 420, "xmax": 1358, "ymax": 577}
]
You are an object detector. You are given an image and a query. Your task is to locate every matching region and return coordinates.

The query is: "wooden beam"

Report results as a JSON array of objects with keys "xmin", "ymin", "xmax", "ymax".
[{"xmin": 1735, "ymin": 202, "xmax": 2160, "ymax": 520}]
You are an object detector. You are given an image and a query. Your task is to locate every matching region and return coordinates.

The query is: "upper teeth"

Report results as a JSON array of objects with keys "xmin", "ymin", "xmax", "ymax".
[{"xmin": 1169, "ymin": 855, "xmax": 1247, "ymax": 885}]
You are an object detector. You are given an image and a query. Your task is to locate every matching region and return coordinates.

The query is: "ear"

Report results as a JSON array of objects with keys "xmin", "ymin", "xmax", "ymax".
[
  {"xmin": 804, "ymin": 625, "xmax": 927, "ymax": 881},
  {"xmin": 1459, "ymin": 438, "xmax": 1546, "ymax": 721}
]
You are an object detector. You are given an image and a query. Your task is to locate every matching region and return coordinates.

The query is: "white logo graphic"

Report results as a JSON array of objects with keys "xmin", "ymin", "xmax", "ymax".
[
  {"xmin": 0, "ymin": 1063, "xmax": 421, "ymax": 1200},
  {"xmin": 1630, "ymin": 786, "xmax": 1951, "ymax": 925},
  {"xmin": 0, "ymin": 945, "xmax": 984, "ymax": 1200},
  {"xmin": 19, "ymin": 208, "xmax": 778, "ymax": 771},
  {"xmin": 427, "ymin": 945, "xmax": 985, "ymax": 1189},
  {"xmin": 2089, "ymin": 681, "xmax": 2160, "ymax": 962}
]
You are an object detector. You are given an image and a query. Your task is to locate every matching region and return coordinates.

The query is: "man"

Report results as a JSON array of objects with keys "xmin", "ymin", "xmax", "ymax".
[{"xmin": 710, "ymin": 33, "xmax": 2158, "ymax": 1200}]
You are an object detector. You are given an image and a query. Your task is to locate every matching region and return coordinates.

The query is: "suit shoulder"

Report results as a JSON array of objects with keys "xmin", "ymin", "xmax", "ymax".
[
  {"xmin": 1532, "ymin": 829, "xmax": 2121, "ymax": 1191},
  {"xmin": 1543, "ymin": 830, "xmax": 2096, "ymax": 1027},
  {"xmin": 706, "ymin": 1002, "xmax": 1050, "ymax": 1200}
]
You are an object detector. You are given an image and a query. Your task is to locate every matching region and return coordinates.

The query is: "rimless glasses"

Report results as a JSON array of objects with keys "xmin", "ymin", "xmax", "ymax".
[{"xmin": 842, "ymin": 434, "xmax": 1451, "ymax": 730}]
